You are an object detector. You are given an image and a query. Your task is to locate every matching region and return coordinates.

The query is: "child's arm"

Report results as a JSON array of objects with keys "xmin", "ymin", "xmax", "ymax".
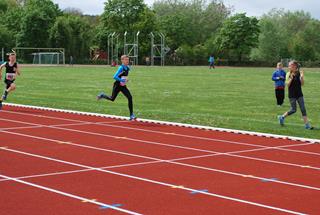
[
  {"xmin": 16, "ymin": 64, "xmax": 21, "ymax": 76},
  {"xmin": 271, "ymin": 71, "xmax": 279, "ymax": 81},
  {"xmin": 113, "ymin": 66, "xmax": 126, "ymax": 82},
  {"xmin": 300, "ymin": 70, "xmax": 304, "ymax": 86},
  {"xmin": 0, "ymin": 63, "xmax": 6, "ymax": 80},
  {"xmin": 286, "ymin": 72, "xmax": 294, "ymax": 87}
]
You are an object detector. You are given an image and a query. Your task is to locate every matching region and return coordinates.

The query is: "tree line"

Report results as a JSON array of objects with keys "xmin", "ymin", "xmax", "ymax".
[{"xmin": 0, "ymin": 0, "xmax": 319, "ymax": 66}]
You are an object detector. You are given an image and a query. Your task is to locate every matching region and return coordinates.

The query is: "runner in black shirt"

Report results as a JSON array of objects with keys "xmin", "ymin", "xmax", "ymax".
[
  {"xmin": 0, "ymin": 52, "xmax": 21, "ymax": 109},
  {"xmin": 278, "ymin": 61, "xmax": 313, "ymax": 129}
]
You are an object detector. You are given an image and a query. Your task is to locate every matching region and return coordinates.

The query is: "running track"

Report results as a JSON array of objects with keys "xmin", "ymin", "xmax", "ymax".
[{"xmin": 0, "ymin": 104, "xmax": 319, "ymax": 215}]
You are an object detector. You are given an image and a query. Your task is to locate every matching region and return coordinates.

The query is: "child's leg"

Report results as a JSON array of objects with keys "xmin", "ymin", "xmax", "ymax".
[
  {"xmin": 106, "ymin": 83, "xmax": 121, "ymax": 101},
  {"xmin": 2, "ymin": 82, "xmax": 15, "ymax": 100},
  {"xmin": 7, "ymin": 83, "xmax": 16, "ymax": 93},
  {"xmin": 277, "ymin": 89, "xmax": 285, "ymax": 105},
  {"xmin": 279, "ymin": 89, "xmax": 285, "ymax": 105},
  {"xmin": 275, "ymin": 89, "xmax": 280, "ymax": 105},
  {"xmin": 120, "ymin": 86, "xmax": 133, "ymax": 116},
  {"xmin": 284, "ymin": 98, "xmax": 297, "ymax": 117},
  {"xmin": 296, "ymin": 97, "xmax": 309, "ymax": 124}
]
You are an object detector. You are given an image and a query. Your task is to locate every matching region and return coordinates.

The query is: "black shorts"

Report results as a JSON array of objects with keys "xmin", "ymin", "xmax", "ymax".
[{"xmin": 4, "ymin": 79, "xmax": 15, "ymax": 89}]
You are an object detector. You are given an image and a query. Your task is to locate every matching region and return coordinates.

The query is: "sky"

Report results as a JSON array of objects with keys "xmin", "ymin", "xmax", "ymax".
[{"xmin": 52, "ymin": 0, "xmax": 320, "ymax": 19}]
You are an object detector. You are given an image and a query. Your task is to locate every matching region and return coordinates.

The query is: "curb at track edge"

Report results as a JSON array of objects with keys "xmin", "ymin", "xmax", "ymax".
[{"xmin": 3, "ymin": 102, "xmax": 320, "ymax": 144}]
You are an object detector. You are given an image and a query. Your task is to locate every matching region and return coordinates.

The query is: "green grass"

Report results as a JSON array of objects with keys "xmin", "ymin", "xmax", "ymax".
[{"xmin": 3, "ymin": 65, "xmax": 320, "ymax": 139}]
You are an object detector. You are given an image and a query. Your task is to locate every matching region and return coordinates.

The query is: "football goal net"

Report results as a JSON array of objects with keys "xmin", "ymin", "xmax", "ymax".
[
  {"xmin": 32, "ymin": 52, "xmax": 64, "ymax": 64},
  {"xmin": 13, "ymin": 47, "xmax": 65, "ymax": 65}
]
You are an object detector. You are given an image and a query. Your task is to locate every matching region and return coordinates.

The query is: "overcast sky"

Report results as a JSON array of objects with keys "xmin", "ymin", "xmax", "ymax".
[{"xmin": 52, "ymin": 0, "xmax": 320, "ymax": 19}]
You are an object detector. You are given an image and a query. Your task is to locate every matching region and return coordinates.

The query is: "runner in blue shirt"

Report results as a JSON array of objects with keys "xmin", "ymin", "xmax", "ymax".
[{"xmin": 97, "ymin": 55, "xmax": 136, "ymax": 120}]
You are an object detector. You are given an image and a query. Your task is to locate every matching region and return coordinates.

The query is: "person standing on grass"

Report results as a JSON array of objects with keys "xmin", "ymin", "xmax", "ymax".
[
  {"xmin": 278, "ymin": 60, "xmax": 313, "ymax": 129},
  {"xmin": 97, "ymin": 55, "xmax": 136, "ymax": 120},
  {"xmin": 0, "ymin": 52, "xmax": 21, "ymax": 110},
  {"xmin": 69, "ymin": 55, "xmax": 74, "ymax": 66},
  {"xmin": 209, "ymin": 55, "xmax": 215, "ymax": 69},
  {"xmin": 272, "ymin": 62, "xmax": 286, "ymax": 106}
]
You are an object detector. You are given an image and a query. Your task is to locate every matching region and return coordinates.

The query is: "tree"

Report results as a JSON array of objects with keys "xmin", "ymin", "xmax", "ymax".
[
  {"xmin": 251, "ymin": 16, "xmax": 285, "ymax": 61},
  {"xmin": 216, "ymin": 13, "xmax": 260, "ymax": 62},
  {"xmin": 153, "ymin": 0, "xmax": 230, "ymax": 51},
  {"xmin": 101, "ymin": 0, "xmax": 146, "ymax": 33},
  {"xmin": 0, "ymin": 24, "xmax": 14, "ymax": 51},
  {"xmin": 50, "ymin": 15, "xmax": 93, "ymax": 60},
  {"xmin": 96, "ymin": 0, "xmax": 157, "ymax": 58},
  {"xmin": 0, "ymin": 0, "xmax": 17, "ymax": 13},
  {"xmin": 17, "ymin": 0, "xmax": 61, "ymax": 47},
  {"xmin": 290, "ymin": 20, "xmax": 320, "ymax": 61}
]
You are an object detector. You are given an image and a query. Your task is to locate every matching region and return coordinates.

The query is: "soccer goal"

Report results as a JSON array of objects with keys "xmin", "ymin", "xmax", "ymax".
[
  {"xmin": 13, "ymin": 47, "xmax": 65, "ymax": 65},
  {"xmin": 32, "ymin": 52, "xmax": 64, "ymax": 64}
]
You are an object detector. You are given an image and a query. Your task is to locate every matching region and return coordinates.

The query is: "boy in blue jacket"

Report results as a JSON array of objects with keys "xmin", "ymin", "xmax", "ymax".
[
  {"xmin": 97, "ymin": 55, "xmax": 136, "ymax": 120},
  {"xmin": 272, "ymin": 62, "xmax": 286, "ymax": 106}
]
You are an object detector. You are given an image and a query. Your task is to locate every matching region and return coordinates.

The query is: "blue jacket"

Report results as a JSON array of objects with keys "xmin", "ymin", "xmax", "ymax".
[
  {"xmin": 113, "ymin": 65, "xmax": 130, "ymax": 82},
  {"xmin": 272, "ymin": 69, "xmax": 286, "ymax": 88}
]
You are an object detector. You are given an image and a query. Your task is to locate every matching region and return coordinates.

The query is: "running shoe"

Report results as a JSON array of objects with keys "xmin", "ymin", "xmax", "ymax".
[
  {"xmin": 97, "ymin": 92, "xmax": 106, "ymax": 101},
  {"xmin": 2, "ymin": 91, "xmax": 8, "ymax": 101},
  {"xmin": 130, "ymin": 114, "xmax": 137, "ymax": 121},
  {"xmin": 278, "ymin": 115, "xmax": 284, "ymax": 126},
  {"xmin": 305, "ymin": 123, "xmax": 314, "ymax": 130}
]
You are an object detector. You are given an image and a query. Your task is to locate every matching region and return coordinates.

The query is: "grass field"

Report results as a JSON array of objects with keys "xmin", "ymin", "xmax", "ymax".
[{"xmin": 2, "ymin": 65, "xmax": 319, "ymax": 139}]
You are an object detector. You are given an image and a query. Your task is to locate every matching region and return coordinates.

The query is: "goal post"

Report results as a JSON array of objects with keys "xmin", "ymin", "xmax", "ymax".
[{"xmin": 13, "ymin": 47, "xmax": 65, "ymax": 65}]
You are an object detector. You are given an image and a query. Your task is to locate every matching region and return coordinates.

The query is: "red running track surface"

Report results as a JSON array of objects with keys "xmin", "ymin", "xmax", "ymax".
[{"xmin": 0, "ymin": 105, "xmax": 320, "ymax": 215}]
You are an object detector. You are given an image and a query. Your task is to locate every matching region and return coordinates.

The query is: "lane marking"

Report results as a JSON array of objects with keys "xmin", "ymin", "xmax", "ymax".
[
  {"xmin": 261, "ymin": 178, "xmax": 279, "ymax": 183},
  {"xmin": 100, "ymin": 204, "xmax": 123, "ymax": 210},
  {"xmin": 1, "ymin": 147, "xmax": 306, "ymax": 215},
  {"xmin": 82, "ymin": 199, "xmax": 97, "ymax": 203},
  {"xmin": 2, "ymin": 130, "xmax": 320, "ymax": 191},
  {"xmin": 0, "ymin": 173, "xmax": 141, "ymax": 215},
  {"xmin": 191, "ymin": 189, "xmax": 209, "ymax": 194}
]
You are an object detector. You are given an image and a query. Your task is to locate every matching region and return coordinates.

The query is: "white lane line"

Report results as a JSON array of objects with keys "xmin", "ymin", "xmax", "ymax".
[
  {"xmin": 2, "ymin": 126, "xmax": 318, "ymax": 172},
  {"xmin": 0, "ymin": 161, "xmax": 163, "ymax": 183},
  {"xmin": 0, "ymin": 174, "xmax": 142, "ymax": 215},
  {"xmin": 2, "ymin": 144, "xmax": 320, "ymax": 185},
  {"xmin": 3, "ymin": 118, "xmax": 318, "ymax": 171},
  {"xmin": 0, "ymin": 147, "xmax": 306, "ymax": 215},
  {"xmin": 4, "ymin": 102, "xmax": 319, "ymax": 144},
  {"xmin": 0, "ymin": 125, "xmax": 44, "ymax": 131},
  {"xmin": 0, "ymin": 111, "xmax": 318, "ymax": 158},
  {"xmin": 1, "ymin": 130, "xmax": 320, "ymax": 192},
  {"xmin": 2, "ymin": 109, "xmax": 128, "ymax": 125},
  {"xmin": 1, "ymin": 117, "xmax": 318, "ymax": 161},
  {"xmin": 0, "ymin": 160, "xmax": 161, "ymax": 182},
  {"xmin": 0, "ymin": 122, "xmax": 91, "ymax": 131}
]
